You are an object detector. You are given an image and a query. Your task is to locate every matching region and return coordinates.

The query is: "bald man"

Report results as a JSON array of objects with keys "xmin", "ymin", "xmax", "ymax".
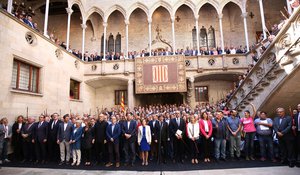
[{"xmin": 273, "ymin": 107, "xmax": 295, "ymax": 168}]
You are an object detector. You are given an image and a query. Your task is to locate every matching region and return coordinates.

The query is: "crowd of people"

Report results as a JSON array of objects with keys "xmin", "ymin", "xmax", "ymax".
[{"xmin": 0, "ymin": 103, "xmax": 299, "ymax": 169}]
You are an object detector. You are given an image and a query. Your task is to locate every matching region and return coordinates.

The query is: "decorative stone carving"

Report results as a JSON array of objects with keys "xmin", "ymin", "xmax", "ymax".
[
  {"xmin": 240, "ymin": 89, "xmax": 245, "ymax": 98},
  {"xmin": 55, "ymin": 49, "xmax": 63, "ymax": 60},
  {"xmin": 91, "ymin": 65, "xmax": 97, "ymax": 71},
  {"xmin": 208, "ymin": 58, "xmax": 215, "ymax": 66},
  {"xmin": 255, "ymin": 67, "xmax": 265, "ymax": 79},
  {"xmin": 266, "ymin": 52, "xmax": 276, "ymax": 65},
  {"xmin": 266, "ymin": 71, "xmax": 276, "ymax": 80},
  {"xmin": 25, "ymin": 32, "xmax": 37, "ymax": 46},
  {"xmin": 113, "ymin": 63, "xmax": 119, "ymax": 70},
  {"xmin": 276, "ymin": 33, "xmax": 292, "ymax": 51},
  {"xmin": 185, "ymin": 60, "xmax": 191, "ymax": 67},
  {"xmin": 246, "ymin": 79, "xmax": 253, "ymax": 89},
  {"xmin": 74, "ymin": 60, "xmax": 80, "ymax": 69},
  {"xmin": 232, "ymin": 58, "xmax": 239, "ymax": 65},
  {"xmin": 282, "ymin": 38, "xmax": 300, "ymax": 66}
]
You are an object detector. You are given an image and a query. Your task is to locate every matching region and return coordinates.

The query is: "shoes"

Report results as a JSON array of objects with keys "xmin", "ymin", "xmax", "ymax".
[
  {"xmin": 76, "ymin": 162, "xmax": 80, "ymax": 166},
  {"xmin": 145, "ymin": 162, "xmax": 148, "ymax": 166},
  {"xmin": 180, "ymin": 159, "xmax": 184, "ymax": 164},
  {"xmin": 215, "ymin": 159, "xmax": 220, "ymax": 163},
  {"xmin": 71, "ymin": 162, "xmax": 76, "ymax": 166},
  {"xmin": 191, "ymin": 159, "xmax": 195, "ymax": 164},
  {"xmin": 289, "ymin": 162, "xmax": 295, "ymax": 168},
  {"xmin": 4, "ymin": 159, "xmax": 10, "ymax": 163},
  {"xmin": 195, "ymin": 159, "xmax": 198, "ymax": 164},
  {"xmin": 59, "ymin": 161, "xmax": 64, "ymax": 165},
  {"xmin": 105, "ymin": 162, "xmax": 113, "ymax": 167},
  {"xmin": 250, "ymin": 156, "xmax": 255, "ymax": 161},
  {"xmin": 142, "ymin": 162, "xmax": 145, "ymax": 166},
  {"xmin": 116, "ymin": 162, "xmax": 120, "ymax": 168},
  {"xmin": 66, "ymin": 161, "xmax": 70, "ymax": 165},
  {"xmin": 260, "ymin": 157, "xmax": 266, "ymax": 161},
  {"xmin": 246, "ymin": 156, "xmax": 250, "ymax": 161}
]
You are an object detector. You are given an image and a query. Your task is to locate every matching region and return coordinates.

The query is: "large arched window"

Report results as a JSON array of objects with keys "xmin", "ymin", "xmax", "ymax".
[
  {"xmin": 108, "ymin": 33, "xmax": 114, "ymax": 52},
  {"xmin": 115, "ymin": 32, "xmax": 121, "ymax": 53},
  {"xmin": 199, "ymin": 26, "xmax": 208, "ymax": 49},
  {"xmin": 192, "ymin": 26, "xmax": 197, "ymax": 49},
  {"xmin": 207, "ymin": 26, "xmax": 216, "ymax": 48}
]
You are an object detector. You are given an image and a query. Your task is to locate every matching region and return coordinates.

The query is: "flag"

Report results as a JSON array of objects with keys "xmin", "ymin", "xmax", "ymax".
[{"xmin": 121, "ymin": 92, "xmax": 125, "ymax": 112}]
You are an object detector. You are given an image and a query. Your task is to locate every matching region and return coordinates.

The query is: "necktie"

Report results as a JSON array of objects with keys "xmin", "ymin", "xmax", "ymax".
[
  {"xmin": 38, "ymin": 122, "xmax": 41, "ymax": 128},
  {"xmin": 51, "ymin": 121, "xmax": 54, "ymax": 129},
  {"xmin": 160, "ymin": 122, "xmax": 162, "ymax": 130},
  {"xmin": 192, "ymin": 124, "xmax": 194, "ymax": 137}
]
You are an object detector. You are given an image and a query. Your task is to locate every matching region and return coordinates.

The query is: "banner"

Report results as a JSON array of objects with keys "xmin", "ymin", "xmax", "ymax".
[{"xmin": 135, "ymin": 55, "xmax": 187, "ymax": 94}]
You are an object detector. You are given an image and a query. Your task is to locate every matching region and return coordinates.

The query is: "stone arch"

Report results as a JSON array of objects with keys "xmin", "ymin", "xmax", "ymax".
[
  {"xmin": 85, "ymin": 6, "xmax": 104, "ymax": 21},
  {"xmin": 69, "ymin": 0, "xmax": 85, "ymax": 20},
  {"xmin": 173, "ymin": 0, "xmax": 197, "ymax": 17},
  {"xmin": 149, "ymin": 0, "xmax": 173, "ymax": 18},
  {"xmin": 104, "ymin": 5, "xmax": 127, "ymax": 22},
  {"xmin": 220, "ymin": 0, "xmax": 244, "ymax": 14},
  {"xmin": 127, "ymin": 2, "xmax": 149, "ymax": 20},
  {"xmin": 196, "ymin": 0, "xmax": 220, "ymax": 15}
]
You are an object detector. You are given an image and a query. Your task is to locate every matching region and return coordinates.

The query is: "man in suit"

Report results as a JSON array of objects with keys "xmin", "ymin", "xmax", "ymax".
[
  {"xmin": 48, "ymin": 113, "xmax": 61, "ymax": 162},
  {"xmin": 156, "ymin": 114, "xmax": 169, "ymax": 164},
  {"xmin": 21, "ymin": 116, "xmax": 35, "ymax": 163},
  {"xmin": 32, "ymin": 114, "xmax": 48, "ymax": 164},
  {"xmin": 0, "ymin": 118, "xmax": 12, "ymax": 163},
  {"xmin": 273, "ymin": 107, "xmax": 295, "ymax": 167},
  {"xmin": 105, "ymin": 116, "xmax": 121, "ymax": 168},
  {"xmin": 94, "ymin": 114, "xmax": 108, "ymax": 164},
  {"xmin": 122, "ymin": 113, "xmax": 137, "ymax": 166},
  {"xmin": 149, "ymin": 114, "xmax": 158, "ymax": 160},
  {"xmin": 169, "ymin": 111, "xmax": 186, "ymax": 163},
  {"xmin": 293, "ymin": 104, "xmax": 300, "ymax": 167},
  {"xmin": 57, "ymin": 114, "xmax": 73, "ymax": 165},
  {"xmin": 0, "ymin": 119, "xmax": 6, "ymax": 165}
]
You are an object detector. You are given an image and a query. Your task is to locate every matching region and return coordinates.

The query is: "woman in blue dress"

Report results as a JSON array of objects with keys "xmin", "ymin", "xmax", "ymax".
[{"xmin": 138, "ymin": 119, "xmax": 151, "ymax": 165}]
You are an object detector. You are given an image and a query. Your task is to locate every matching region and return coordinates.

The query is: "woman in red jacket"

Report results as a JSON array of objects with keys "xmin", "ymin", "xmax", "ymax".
[{"xmin": 199, "ymin": 112, "xmax": 213, "ymax": 162}]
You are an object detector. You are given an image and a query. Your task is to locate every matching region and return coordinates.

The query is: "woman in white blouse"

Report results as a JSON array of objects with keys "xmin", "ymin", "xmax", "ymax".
[
  {"xmin": 187, "ymin": 115, "xmax": 200, "ymax": 164},
  {"xmin": 138, "ymin": 119, "xmax": 151, "ymax": 165}
]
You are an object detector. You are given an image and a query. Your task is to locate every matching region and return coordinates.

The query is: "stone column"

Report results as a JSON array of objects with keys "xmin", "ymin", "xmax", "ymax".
[
  {"xmin": 7, "ymin": 0, "xmax": 13, "ymax": 14},
  {"xmin": 258, "ymin": 0, "xmax": 267, "ymax": 39},
  {"xmin": 189, "ymin": 77, "xmax": 196, "ymax": 108},
  {"xmin": 127, "ymin": 79, "xmax": 134, "ymax": 111},
  {"xmin": 242, "ymin": 12, "xmax": 250, "ymax": 52},
  {"xmin": 43, "ymin": 0, "xmax": 50, "ymax": 36},
  {"xmin": 125, "ymin": 20, "xmax": 129, "ymax": 59},
  {"xmin": 195, "ymin": 15, "xmax": 200, "ymax": 55},
  {"xmin": 148, "ymin": 18, "xmax": 152, "ymax": 56},
  {"xmin": 171, "ymin": 16, "xmax": 176, "ymax": 55},
  {"xmin": 81, "ymin": 23, "xmax": 87, "ymax": 61},
  {"xmin": 65, "ymin": 7, "xmax": 73, "ymax": 51},
  {"xmin": 218, "ymin": 13, "xmax": 225, "ymax": 53},
  {"xmin": 103, "ymin": 22, "xmax": 107, "ymax": 60}
]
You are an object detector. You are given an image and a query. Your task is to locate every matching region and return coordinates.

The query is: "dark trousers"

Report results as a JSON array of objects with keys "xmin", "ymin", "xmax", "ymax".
[
  {"xmin": 278, "ymin": 137, "xmax": 295, "ymax": 162},
  {"xmin": 48, "ymin": 138, "xmax": 60, "ymax": 161},
  {"xmin": 296, "ymin": 132, "xmax": 300, "ymax": 162},
  {"xmin": 1, "ymin": 138, "xmax": 9, "ymax": 160},
  {"xmin": 244, "ymin": 132, "xmax": 256, "ymax": 157},
  {"xmin": 202, "ymin": 137, "xmax": 211, "ymax": 158},
  {"xmin": 123, "ymin": 140, "xmax": 136, "ymax": 163},
  {"xmin": 189, "ymin": 139, "xmax": 199, "ymax": 159},
  {"xmin": 173, "ymin": 138, "xmax": 184, "ymax": 161},
  {"xmin": 158, "ymin": 140, "xmax": 168, "ymax": 163},
  {"xmin": 95, "ymin": 141, "xmax": 105, "ymax": 163},
  {"xmin": 108, "ymin": 141, "xmax": 120, "ymax": 163},
  {"xmin": 23, "ymin": 141, "xmax": 35, "ymax": 161},
  {"xmin": 150, "ymin": 141, "xmax": 158, "ymax": 159},
  {"xmin": 82, "ymin": 148, "xmax": 92, "ymax": 162},
  {"xmin": 258, "ymin": 135, "xmax": 274, "ymax": 159},
  {"xmin": 35, "ymin": 141, "xmax": 47, "ymax": 161},
  {"xmin": 13, "ymin": 138, "xmax": 23, "ymax": 160}
]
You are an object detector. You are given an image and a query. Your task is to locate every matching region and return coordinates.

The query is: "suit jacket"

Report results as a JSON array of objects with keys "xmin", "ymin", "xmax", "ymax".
[
  {"xmin": 48, "ymin": 119, "xmax": 62, "ymax": 141},
  {"xmin": 121, "ymin": 120, "xmax": 137, "ymax": 143},
  {"xmin": 199, "ymin": 119, "xmax": 213, "ymax": 137},
  {"xmin": 82, "ymin": 127, "xmax": 94, "ymax": 149},
  {"xmin": 149, "ymin": 120, "xmax": 158, "ymax": 140},
  {"xmin": 70, "ymin": 126, "xmax": 83, "ymax": 149},
  {"xmin": 155, "ymin": 121, "xmax": 169, "ymax": 142},
  {"xmin": 169, "ymin": 118, "xmax": 186, "ymax": 139},
  {"xmin": 57, "ymin": 121, "xmax": 73, "ymax": 142},
  {"xmin": 273, "ymin": 115, "xmax": 293, "ymax": 139},
  {"xmin": 137, "ymin": 125, "xmax": 151, "ymax": 144},
  {"xmin": 33, "ymin": 121, "xmax": 49, "ymax": 143},
  {"xmin": 106, "ymin": 123, "xmax": 121, "ymax": 144},
  {"xmin": 11, "ymin": 122, "xmax": 25, "ymax": 146},
  {"xmin": 94, "ymin": 120, "xmax": 108, "ymax": 143},
  {"xmin": 294, "ymin": 112, "xmax": 300, "ymax": 133},
  {"xmin": 21, "ymin": 122, "xmax": 35, "ymax": 142}
]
